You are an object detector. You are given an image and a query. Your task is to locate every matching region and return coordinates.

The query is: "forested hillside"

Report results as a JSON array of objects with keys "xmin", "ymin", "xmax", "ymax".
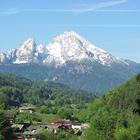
[
  {"xmin": 0, "ymin": 73, "xmax": 94, "ymax": 108},
  {"xmin": 0, "ymin": 73, "xmax": 94, "ymax": 139},
  {"xmin": 0, "ymin": 62, "xmax": 140, "ymax": 94},
  {"xmin": 81, "ymin": 73, "xmax": 140, "ymax": 140},
  {"xmin": 1, "ymin": 73, "xmax": 140, "ymax": 139}
]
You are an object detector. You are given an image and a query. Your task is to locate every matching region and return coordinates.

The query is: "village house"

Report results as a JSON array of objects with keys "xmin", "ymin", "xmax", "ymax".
[
  {"xmin": 47, "ymin": 119, "xmax": 72, "ymax": 133},
  {"xmin": 11, "ymin": 119, "xmax": 85, "ymax": 139},
  {"xmin": 19, "ymin": 106, "xmax": 35, "ymax": 114},
  {"xmin": 12, "ymin": 124, "xmax": 25, "ymax": 140},
  {"xmin": 72, "ymin": 121, "xmax": 82, "ymax": 134},
  {"xmin": 4, "ymin": 111, "xmax": 16, "ymax": 123},
  {"xmin": 46, "ymin": 124, "xmax": 61, "ymax": 133},
  {"xmin": 49, "ymin": 119, "xmax": 72, "ymax": 127},
  {"xmin": 12, "ymin": 124, "xmax": 25, "ymax": 133},
  {"xmin": 23, "ymin": 131, "xmax": 37, "ymax": 140},
  {"xmin": 12, "ymin": 125, "xmax": 44, "ymax": 140}
]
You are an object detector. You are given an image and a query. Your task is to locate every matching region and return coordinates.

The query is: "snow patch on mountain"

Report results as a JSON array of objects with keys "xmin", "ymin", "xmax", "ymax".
[
  {"xmin": 13, "ymin": 38, "xmax": 38, "ymax": 64},
  {"xmin": 45, "ymin": 31, "xmax": 128, "ymax": 66},
  {"xmin": 0, "ymin": 31, "xmax": 129, "ymax": 66}
]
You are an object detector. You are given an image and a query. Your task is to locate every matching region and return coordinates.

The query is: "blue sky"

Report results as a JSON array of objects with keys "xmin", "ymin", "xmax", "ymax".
[{"xmin": 0, "ymin": 0, "xmax": 140, "ymax": 62}]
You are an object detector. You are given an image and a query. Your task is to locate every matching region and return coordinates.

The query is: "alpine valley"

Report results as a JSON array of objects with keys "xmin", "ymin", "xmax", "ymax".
[{"xmin": 0, "ymin": 31, "xmax": 140, "ymax": 94}]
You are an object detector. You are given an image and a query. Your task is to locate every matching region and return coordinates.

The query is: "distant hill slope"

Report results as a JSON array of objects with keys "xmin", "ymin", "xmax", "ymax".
[
  {"xmin": 80, "ymin": 73, "xmax": 140, "ymax": 140},
  {"xmin": 0, "ymin": 73, "xmax": 94, "ymax": 108},
  {"xmin": 0, "ymin": 73, "xmax": 32, "ymax": 88},
  {"xmin": 0, "ymin": 62, "xmax": 140, "ymax": 94}
]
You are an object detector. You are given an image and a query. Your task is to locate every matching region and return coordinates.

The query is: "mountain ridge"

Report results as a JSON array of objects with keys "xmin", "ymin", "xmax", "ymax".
[
  {"xmin": 0, "ymin": 31, "xmax": 140, "ymax": 94},
  {"xmin": 0, "ymin": 31, "xmax": 130, "ymax": 67}
]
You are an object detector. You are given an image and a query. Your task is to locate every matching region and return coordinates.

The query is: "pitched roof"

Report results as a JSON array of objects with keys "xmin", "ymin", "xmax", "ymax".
[
  {"xmin": 72, "ymin": 121, "xmax": 81, "ymax": 126},
  {"xmin": 46, "ymin": 125, "xmax": 59, "ymax": 129},
  {"xmin": 49, "ymin": 119, "xmax": 72, "ymax": 125},
  {"xmin": 19, "ymin": 106, "xmax": 35, "ymax": 110},
  {"xmin": 12, "ymin": 124, "xmax": 24, "ymax": 130},
  {"xmin": 27, "ymin": 125, "xmax": 42, "ymax": 131}
]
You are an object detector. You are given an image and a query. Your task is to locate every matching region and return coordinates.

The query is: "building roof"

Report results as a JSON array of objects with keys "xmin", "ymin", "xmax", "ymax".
[
  {"xmin": 19, "ymin": 106, "xmax": 35, "ymax": 110},
  {"xmin": 72, "ymin": 121, "xmax": 81, "ymax": 126},
  {"xmin": 23, "ymin": 131, "xmax": 36, "ymax": 135},
  {"xmin": 48, "ymin": 123, "xmax": 62, "ymax": 127},
  {"xmin": 49, "ymin": 119, "xmax": 72, "ymax": 126},
  {"xmin": 4, "ymin": 111, "xmax": 16, "ymax": 119},
  {"xmin": 12, "ymin": 124, "xmax": 24, "ymax": 130},
  {"xmin": 27, "ymin": 125, "xmax": 42, "ymax": 131},
  {"xmin": 46, "ymin": 124, "xmax": 61, "ymax": 129},
  {"xmin": 24, "ymin": 126, "xmax": 43, "ymax": 136}
]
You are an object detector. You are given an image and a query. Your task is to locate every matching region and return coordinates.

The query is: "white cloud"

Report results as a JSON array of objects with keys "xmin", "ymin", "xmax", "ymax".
[
  {"xmin": 17, "ymin": 23, "xmax": 140, "ymax": 28},
  {"xmin": 94, "ymin": 9, "xmax": 140, "ymax": 12},
  {"xmin": 0, "ymin": 9, "xmax": 20, "ymax": 17},
  {"xmin": 76, "ymin": 0, "xmax": 128, "ymax": 13},
  {"xmin": 23, "ymin": 0, "xmax": 129, "ymax": 14},
  {"xmin": 0, "ymin": 0, "xmax": 132, "ymax": 17}
]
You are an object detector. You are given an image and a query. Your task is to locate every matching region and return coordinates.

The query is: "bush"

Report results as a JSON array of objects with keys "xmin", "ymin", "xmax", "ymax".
[
  {"xmin": 114, "ymin": 127, "xmax": 134, "ymax": 140},
  {"xmin": 136, "ymin": 73, "xmax": 140, "ymax": 83}
]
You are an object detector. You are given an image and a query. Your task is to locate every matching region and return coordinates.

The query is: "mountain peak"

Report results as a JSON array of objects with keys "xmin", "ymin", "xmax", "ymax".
[
  {"xmin": 54, "ymin": 31, "xmax": 88, "ymax": 43},
  {"xmin": 0, "ymin": 32, "xmax": 130, "ymax": 66},
  {"xmin": 63, "ymin": 31, "xmax": 80, "ymax": 37},
  {"xmin": 46, "ymin": 31, "xmax": 121, "ymax": 65},
  {"xmin": 11, "ymin": 37, "xmax": 38, "ymax": 64},
  {"xmin": 21, "ymin": 37, "xmax": 36, "ymax": 49},
  {"xmin": 23, "ymin": 37, "xmax": 34, "ymax": 44}
]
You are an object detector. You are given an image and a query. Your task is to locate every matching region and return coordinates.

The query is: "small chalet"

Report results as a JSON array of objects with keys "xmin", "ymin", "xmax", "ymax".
[
  {"xmin": 4, "ymin": 111, "xmax": 16, "ymax": 123},
  {"xmin": 72, "ymin": 121, "xmax": 82, "ymax": 133},
  {"xmin": 12, "ymin": 124, "xmax": 25, "ymax": 140},
  {"xmin": 23, "ymin": 125, "xmax": 44, "ymax": 140},
  {"xmin": 12, "ymin": 124, "xmax": 25, "ymax": 133},
  {"xmin": 46, "ymin": 124, "xmax": 61, "ymax": 133},
  {"xmin": 47, "ymin": 119, "xmax": 72, "ymax": 133},
  {"xmin": 19, "ymin": 106, "xmax": 35, "ymax": 114}
]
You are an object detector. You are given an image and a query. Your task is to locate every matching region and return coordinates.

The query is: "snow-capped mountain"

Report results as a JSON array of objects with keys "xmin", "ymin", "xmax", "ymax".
[
  {"xmin": 0, "ymin": 38, "xmax": 47, "ymax": 64},
  {"xmin": 0, "ymin": 31, "xmax": 140, "ymax": 94},
  {"xmin": 13, "ymin": 38, "xmax": 38, "ymax": 64},
  {"xmin": 45, "ymin": 31, "xmax": 128, "ymax": 66},
  {"xmin": 0, "ymin": 31, "xmax": 128, "ymax": 66}
]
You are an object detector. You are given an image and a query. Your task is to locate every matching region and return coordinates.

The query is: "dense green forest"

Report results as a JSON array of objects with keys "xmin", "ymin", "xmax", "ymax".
[
  {"xmin": 0, "ymin": 73, "xmax": 94, "ymax": 113},
  {"xmin": 1, "ymin": 73, "xmax": 140, "ymax": 139},
  {"xmin": 80, "ymin": 73, "xmax": 140, "ymax": 140},
  {"xmin": 0, "ymin": 73, "xmax": 94, "ymax": 139}
]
